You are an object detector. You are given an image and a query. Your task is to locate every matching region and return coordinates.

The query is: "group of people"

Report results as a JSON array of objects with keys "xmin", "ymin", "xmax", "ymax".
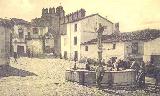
[{"xmin": 84, "ymin": 58, "xmax": 147, "ymax": 88}]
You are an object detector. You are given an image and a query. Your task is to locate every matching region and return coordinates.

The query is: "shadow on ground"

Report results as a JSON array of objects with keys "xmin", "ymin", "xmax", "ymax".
[{"xmin": 0, "ymin": 65, "xmax": 37, "ymax": 78}]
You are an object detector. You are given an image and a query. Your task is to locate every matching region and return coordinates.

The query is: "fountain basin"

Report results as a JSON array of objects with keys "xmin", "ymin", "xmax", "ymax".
[{"xmin": 65, "ymin": 69, "xmax": 136, "ymax": 86}]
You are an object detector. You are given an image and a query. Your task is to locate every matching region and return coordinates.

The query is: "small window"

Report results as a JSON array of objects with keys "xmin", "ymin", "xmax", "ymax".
[
  {"xmin": 46, "ymin": 46, "xmax": 50, "ymax": 49},
  {"xmin": 85, "ymin": 46, "xmax": 88, "ymax": 51},
  {"xmin": 113, "ymin": 44, "xmax": 116, "ymax": 49},
  {"xmin": 27, "ymin": 32, "xmax": 31, "ymax": 38},
  {"xmin": 132, "ymin": 42, "xmax": 138, "ymax": 54},
  {"xmin": 74, "ymin": 24, "xmax": 77, "ymax": 32},
  {"xmin": 74, "ymin": 36, "xmax": 77, "ymax": 45},
  {"xmin": 33, "ymin": 28, "xmax": 38, "ymax": 34},
  {"xmin": 18, "ymin": 28, "xmax": 24, "ymax": 38}
]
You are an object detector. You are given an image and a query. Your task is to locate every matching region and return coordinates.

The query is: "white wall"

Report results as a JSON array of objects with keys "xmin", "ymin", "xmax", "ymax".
[
  {"xmin": 80, "ymin": 42, "xmax": 125, "ymax": 60},
  {"xmin": 12, "ymin": 25, "xmax": 28, "ymax": 42},
  {"xmin": 143, "ymin": 38, "xmax": 160, "ymax": 62},
  {"xmin": 12, "ymin": 25, "xmax": 29, "ymax": 54},
  {"xmin": 61, "ymin": 21, "xmax": 81, "ymax": 60},
  {"xmin": 61, "ymin": 14, "xmax": 114, "ymax": 60},
  {"xmin": 80, "ymin": 15, "xmax": 113, "ymax": 43}
]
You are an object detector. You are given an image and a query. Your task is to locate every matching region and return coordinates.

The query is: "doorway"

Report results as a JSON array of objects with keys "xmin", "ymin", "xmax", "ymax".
[{"xmin": 17, "ymin": 45, "xmax": 24, "ymax": 56}]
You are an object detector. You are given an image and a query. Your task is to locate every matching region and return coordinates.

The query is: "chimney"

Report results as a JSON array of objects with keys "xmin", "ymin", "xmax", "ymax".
[{"xmin": 114, "ymin": 22, "xmax": 120, "ymax": 33}]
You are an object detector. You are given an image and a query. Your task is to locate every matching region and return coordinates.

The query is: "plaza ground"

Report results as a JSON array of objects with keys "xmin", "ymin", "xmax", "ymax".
[{"xmin": 0, "ymin": 57, "xmax": 159, "ymax": 96}]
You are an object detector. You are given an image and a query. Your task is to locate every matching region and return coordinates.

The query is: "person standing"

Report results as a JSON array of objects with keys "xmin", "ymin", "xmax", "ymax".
[
  {"xmin": 96, "ymin": 63, "xmax": 105, "ymax": 88},
  {"xmin": 137, "ymin": 60, "xmax": 145, "ymax": 88},
  {"xmin": 130, "ymin": 60, "xmax": 140, "ymax": 86},
  {"xmin": 13, "ymin": 52, "xmax": 18, "ymax": 63},
  {"xmin": 85, "ymin": 59, "xmax": 90, "ymax": 70}
]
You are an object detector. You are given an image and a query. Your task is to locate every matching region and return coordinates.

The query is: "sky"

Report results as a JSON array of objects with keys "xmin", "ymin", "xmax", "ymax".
[{"xmin": 0, "ymin": 0, "xmax": 160, "ymax": 32}]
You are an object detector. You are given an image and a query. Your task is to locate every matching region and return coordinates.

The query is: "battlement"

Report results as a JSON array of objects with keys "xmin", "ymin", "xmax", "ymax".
[
  {"xmin": 41, "ymin": 6, "xmax": 86, "ymax": 24},
  {"xmin": 42, "ymin": 6, "xmax": 65, "ymax": 18},
  {"xmin": 60, "ymin": 8, "xmax": 86, "ymax": 24}
]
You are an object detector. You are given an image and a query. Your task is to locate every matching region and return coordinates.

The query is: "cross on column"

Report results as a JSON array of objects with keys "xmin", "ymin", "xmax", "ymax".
[{"xmin": 97, "ymin": 23, "xmax": 105, "ymax": 65}]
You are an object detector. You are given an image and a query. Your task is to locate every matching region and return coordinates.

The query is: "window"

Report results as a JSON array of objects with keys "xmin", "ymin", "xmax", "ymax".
[
  {"xmin": 74, "ymin": 24, "xmax": 77, "ymax": 32},
  {"xmin": 85, "ymin": 46, "xmax": 88, "ymax": 51},
  {"xmin": 46, "ymin": 46, "xmax": 50, "ymax": 49},
  {"xmin": 113, "ymin": 44, "xmax": 116, "ymax": 49},
  {"xmin": 132, "ymin": 42, "xmax": 138, "ymax": 54},
  {"xmin": 74, "ymin": 51, "xmax": 78, "ymax": 61},
  {"xmin": 33, "ymin": 28, "xmax": 38, "ymax": 34},
  {"xmin": 74, "ymin": 36, "xmax": 77, "ymax": 45},
  {"xmin": 27, "ymin": 32, "xmax": 31, "ymax": 39},
  {"xmin": 18, "ymin": 28, "xmax": 24, "ymax": 38}
]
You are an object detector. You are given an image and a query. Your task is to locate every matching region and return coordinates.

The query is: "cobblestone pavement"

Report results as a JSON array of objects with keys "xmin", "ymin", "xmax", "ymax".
[{"xmin": 0, "ymin": 57, "xmax": 159, "ymax": 96}]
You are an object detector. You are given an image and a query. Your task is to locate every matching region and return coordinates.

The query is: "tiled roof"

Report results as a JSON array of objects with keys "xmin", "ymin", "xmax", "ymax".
[
  {"xmin": 31, "ymin": 18, "xmax": 49, "ymax": 27},
  {"xmin": 0, "ymin": 18, "xmax": 13, "ymax": 27},
  {"xmin": 82, "ymin": 29, "xmax": 160, "ymax": 45},
  {"xmin": 11, "ymin": 18, "xmax": 30, "ymax": 26}
]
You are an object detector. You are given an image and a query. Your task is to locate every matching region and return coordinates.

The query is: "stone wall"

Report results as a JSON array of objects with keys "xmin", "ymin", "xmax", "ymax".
[
  {"xmin": 0, "ymin": 25, "xmax": 11, "ymax": 65},
  {"xmin": 27, "ymin": 39, "xmax": 43, "ymax": 56}
]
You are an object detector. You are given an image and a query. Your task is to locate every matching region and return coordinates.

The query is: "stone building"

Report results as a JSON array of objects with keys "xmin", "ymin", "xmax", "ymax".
[
  {"xmin": 32, "ymin": 6, "xmax": 65, "ymax": 56},
  {"xmin": 43, "ymin": 32, "xmax": 54, "ymax": 53},
  {"xmin": 0, "ymin": 18, "xmax": 12, "ymax": 66},
  {"xmin": 25, "ymin": 25, "xmax": 48, "ymax": 57}
]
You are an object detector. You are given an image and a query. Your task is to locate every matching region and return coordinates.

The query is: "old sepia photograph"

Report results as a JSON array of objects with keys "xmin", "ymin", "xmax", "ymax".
[{"xmin": 0, "ymin": 0, "xmax": 160, "ymax": 96}]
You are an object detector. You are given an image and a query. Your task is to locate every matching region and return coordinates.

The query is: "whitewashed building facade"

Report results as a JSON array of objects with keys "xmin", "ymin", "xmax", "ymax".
[
  {"xmin": 11, "ymin": 18, "xmax": 30, "ymax": 56},
  {"xmin": 81, "ymin": 29, "xmax": 160, "ymax": 66},
  {"xmin": 61, "ymin": 13, "xmax": 114, "ymax": 60}
]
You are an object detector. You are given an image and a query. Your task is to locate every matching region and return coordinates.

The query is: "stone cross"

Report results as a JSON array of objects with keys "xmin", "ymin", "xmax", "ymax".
[{"xmin": 97, "ymin": 23, "xmax": 105, "ymax": 64}]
